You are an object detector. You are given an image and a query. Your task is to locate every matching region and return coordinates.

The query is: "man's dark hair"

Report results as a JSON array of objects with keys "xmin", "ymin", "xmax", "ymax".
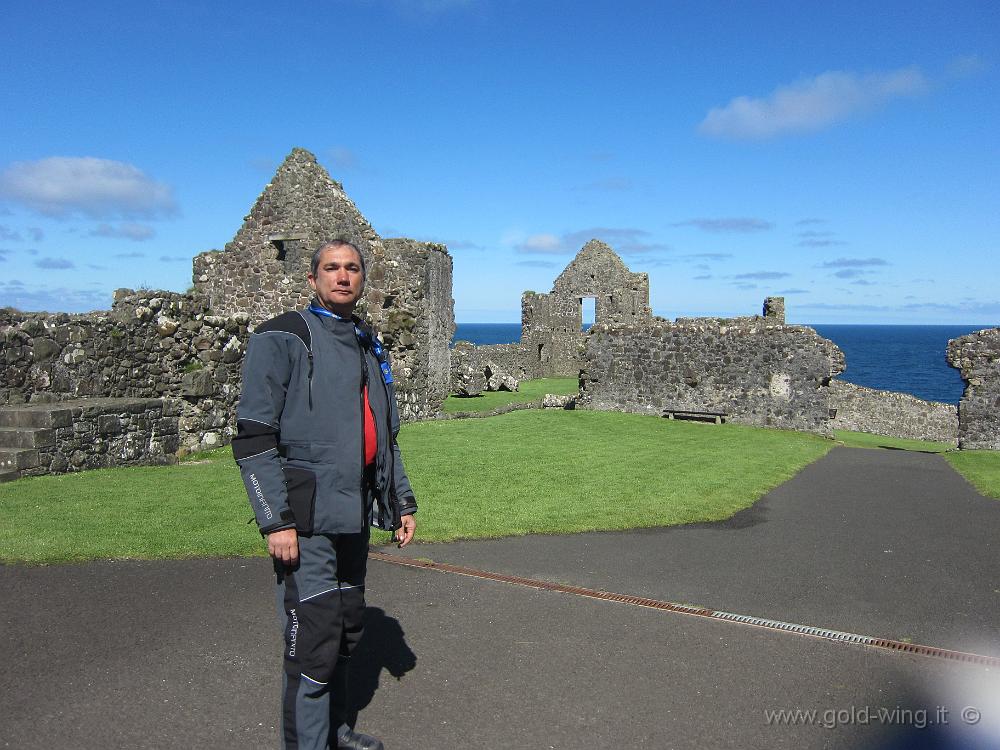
[{"xmin": 311, "ymin": 239, "xmax": 366, "ymax": 281}]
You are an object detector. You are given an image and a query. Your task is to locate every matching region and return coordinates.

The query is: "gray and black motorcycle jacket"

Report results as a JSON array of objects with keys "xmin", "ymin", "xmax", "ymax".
[{"xmin": 232, "ymin": 306, "xmax": 417, "ymax": 535}]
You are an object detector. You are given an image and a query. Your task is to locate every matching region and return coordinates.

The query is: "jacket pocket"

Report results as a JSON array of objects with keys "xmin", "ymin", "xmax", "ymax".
[{"xmin": 282, "ymin": 466, "xmax": 316, "ymax": 534}]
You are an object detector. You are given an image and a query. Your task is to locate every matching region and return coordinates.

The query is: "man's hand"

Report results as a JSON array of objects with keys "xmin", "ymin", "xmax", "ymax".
[
  {"xmin": 396, "ymin": 514, "xmax": 416, "ymax": 548},
  {"xmin": 267, "ymin": 528, "xmax": 299, "ymax": 566}
]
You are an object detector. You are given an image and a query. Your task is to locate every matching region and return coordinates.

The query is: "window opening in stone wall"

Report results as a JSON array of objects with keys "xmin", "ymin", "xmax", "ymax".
[
  {"xmin": 538, "ymin": 343, "xmax": 545, "ymax": 362},
  {"xmin": 581, "ymin": 296, "xmax": 596, "ymax": 332},
  {"xmin": 272, "ymin": 239, "xmax": 286, "ymax": 262}
]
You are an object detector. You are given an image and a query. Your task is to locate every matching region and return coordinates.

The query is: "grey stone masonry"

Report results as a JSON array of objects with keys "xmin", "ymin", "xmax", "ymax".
[
  {"xmin": 0, "ymin": 398, "xmax": 178, "ymax": 480},
  {"xmin": 1, "ymin": 291, "xmax": 249, "ymax": 453},
  {"xmin": 380, "ymin": 239, "xmax": 455, "ymax": 421},
  {"xmin": 0, "ymin": 148, "xmax": 455, "ymax": 479},
  {"xmin": 450, "ymin": 341, "xmax": 531, "ymax": 395},
  {"xmin": 827, "ymin": 380, "xmax": 958, "ymax": 445},
  {"xmin": 192, "ymin": 148, "xmax": 387, "ymax": 324},
  {"xmin": 579, "ymin": 316, "xmax": 845, "ymax": 435},
  {"xmin": 191, "ymin": 148, "xmax": 454, "ymax": 422},
  {"xmin": 947, "ymin": 327, "xmax": 1000, "ymax": 450},
  {"xmin": 522, "ymin": 239, "xmax": 652, "ymax": 378}
]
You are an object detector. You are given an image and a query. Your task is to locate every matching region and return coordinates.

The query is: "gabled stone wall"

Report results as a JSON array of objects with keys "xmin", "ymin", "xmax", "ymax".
[
  {"xmin": 0, "ymin": 148, "xmax": 457, "ymax": 468},
  {"xmin": 522, "ymin": 239, "xmax": 652, "ymax": 378},
  {"xmin": 191, "ymin": 148, "xmax": 454, "ymax": 421},
  {"xmin": 947, "ymin": 327, "xmax": 1000, "ymax": 450}
]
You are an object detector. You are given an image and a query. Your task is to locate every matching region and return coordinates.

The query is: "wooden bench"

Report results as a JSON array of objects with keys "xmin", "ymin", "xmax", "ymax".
[{"xmin": 662, "ymin": 410, "xmax": 728, "ymax": 424}]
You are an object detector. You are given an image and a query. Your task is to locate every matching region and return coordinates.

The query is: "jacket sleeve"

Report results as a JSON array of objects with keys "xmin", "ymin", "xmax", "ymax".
[
  {"xmin": 387, "ymin": 377, "xmax": 417, "ymax": 517},
  {"xmin": 233, "ymin": 331, "xmax": 295, "ymax": 533}
]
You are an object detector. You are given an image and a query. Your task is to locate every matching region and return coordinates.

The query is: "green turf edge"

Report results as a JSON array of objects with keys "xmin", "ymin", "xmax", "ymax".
[
  {"xmin": 944, "ymin": 450, "xmax": 1000, "ymax": 499},
  {"xmin": 0, "ymin": 410, "xmax": 838, "ymax": 564}
]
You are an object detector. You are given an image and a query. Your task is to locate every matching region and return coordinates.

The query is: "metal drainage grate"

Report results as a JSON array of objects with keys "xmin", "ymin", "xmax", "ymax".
[{"xmin": 370, "ymin": 552, "xmax": 1000, "ymax": 668}]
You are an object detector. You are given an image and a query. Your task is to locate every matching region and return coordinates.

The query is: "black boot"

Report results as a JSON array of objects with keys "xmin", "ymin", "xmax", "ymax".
[
  {"xmin": 335, "ymin": 725, "xmax": 385, "ymax": 750},
  {"xmin": 332, "ymin": 657, "xmax": 384, "ymax": 750}
]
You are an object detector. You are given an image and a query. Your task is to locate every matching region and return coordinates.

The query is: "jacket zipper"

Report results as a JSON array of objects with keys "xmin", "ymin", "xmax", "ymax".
[{"xmin": 357, "ymin": 338, "xmax": 370, "ymax": 527}]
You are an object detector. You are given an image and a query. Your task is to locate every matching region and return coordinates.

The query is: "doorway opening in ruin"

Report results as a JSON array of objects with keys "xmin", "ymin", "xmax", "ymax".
[{"xmin": 581, "ymin": 296, "xmax": 596, "ymax": 332}]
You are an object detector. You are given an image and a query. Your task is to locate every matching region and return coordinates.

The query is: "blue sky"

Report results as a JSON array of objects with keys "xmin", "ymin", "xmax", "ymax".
[{"xmin": 1, "ymin": 0, "xmax": 997, "ymax": 324}]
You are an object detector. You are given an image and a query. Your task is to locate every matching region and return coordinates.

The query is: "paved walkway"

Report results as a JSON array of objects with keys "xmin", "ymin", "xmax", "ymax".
[{"xmin": 3, "ymin": 447, "xmax": 999, "ymax": 749}]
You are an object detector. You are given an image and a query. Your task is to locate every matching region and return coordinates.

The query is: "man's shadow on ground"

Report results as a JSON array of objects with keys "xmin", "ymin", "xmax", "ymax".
[{"xmin": 345, "ymin": 607, "xmax": 417, "ymax": 722}]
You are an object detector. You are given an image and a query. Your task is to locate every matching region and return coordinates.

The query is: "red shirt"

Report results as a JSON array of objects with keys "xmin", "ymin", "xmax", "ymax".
[{"xmin": 363, "ymin": 385, "xmax": 377, "ymax": 466}]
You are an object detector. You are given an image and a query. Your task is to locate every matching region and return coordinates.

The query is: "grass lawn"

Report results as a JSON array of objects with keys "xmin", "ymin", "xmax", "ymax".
[
  {"xmin": 945, "ymin": 450, "xmax": 1000, "ymax": 499},
  {"xmin": 442, "ymin": 377, "xmax": 578, "ymax": 413},
  {"xmin": 0, "ymin": 410, "xmax": 833, "ymax": 563},
  {"xmin": 833, "ymin": 430, "xmax": 954, "ymax": 453}
]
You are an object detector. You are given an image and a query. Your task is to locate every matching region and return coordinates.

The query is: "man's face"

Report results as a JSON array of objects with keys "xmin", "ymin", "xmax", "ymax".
[{"xmin": 308, "ymin": 245, "xmax": 364, "ymax": 315}]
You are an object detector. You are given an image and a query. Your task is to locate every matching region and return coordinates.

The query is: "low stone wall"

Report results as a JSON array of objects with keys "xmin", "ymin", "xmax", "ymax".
[
  {"xmin": 947, "ymin": 327, "xmax": 1000, "ymax": 450},
  {"xmin": 0, "ymin": 290, "xmax": 249, "ymax": 452},
  {"xmin": 828, "ymin": 380, "xmax": 958, "ymax": 444},
  {"xmin": 1, "ymin": 398, "xmax": 179, "ymax": 476},
  {"xmin": 579, "ymin": 318, "xmax": 845, "ymax": 435}
]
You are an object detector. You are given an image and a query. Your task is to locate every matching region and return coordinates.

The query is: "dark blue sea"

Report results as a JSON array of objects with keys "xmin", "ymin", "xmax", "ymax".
[{"xmin": 454, "ymin": 323, "xmax": 996, "ymax": 405}]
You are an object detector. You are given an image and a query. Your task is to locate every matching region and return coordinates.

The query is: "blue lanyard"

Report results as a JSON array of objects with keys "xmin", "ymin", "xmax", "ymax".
[{"xmin": 308, "ymin": 305, "xmax": 393, "ymax": 384}]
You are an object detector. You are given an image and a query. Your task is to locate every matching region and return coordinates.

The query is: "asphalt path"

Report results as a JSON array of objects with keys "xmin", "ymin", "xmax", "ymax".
[
  {"xmin": 387, "ymin": 446, "xmax": 1000, "ymax": 658},
  {"xmin": 3, "ymin": 445, "xmax": 999, "ymax": 749}
]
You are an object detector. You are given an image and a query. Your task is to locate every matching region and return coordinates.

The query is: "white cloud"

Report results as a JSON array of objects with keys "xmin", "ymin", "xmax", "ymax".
[
  {"xmin": 517, "ymin": 233, "xmax": 564, "ymax": 254},
  {"xmin": 733, "ymin": 271, "xmax": 790, "ymax": 280},
  {"xmin": 672, "ymin": 218, "xmax": 773, "ymax": 233},
  {"xmin": 821, "ymin": 257, "xmax": 889, "ymax": 268},
  {"xmin": 328, "ymin": 147, "xmax": 360, "ymax": 172},
  {"xmin": 948, "ymin": 54, "xmax": 988, "ymax": 78},
  {"xmin": 90, "ymin": 223, "xmax": 156, "ymax": 241},
  {"xmin": 699, "ymin": 67, "xmax": 929, "ymax": 140},
  {"xmin": 0, "ymin": 281, "xmax": 109, "ymax": 313},
  {"xmin": 90, "ymin": 223, "xmax": 156, "ymax": 242},
  {"xmin": 34, "ymin": 257, "xmax": 75, "ymax": 269},
  {"xmin": 516, "ymin": 227, "xmax": 669, "ymax": 255},
  {"xmin": 799, "ymin": 239, "xmax": 846, "ymax": 248},
  {"xmin": 0, "ymin": 157, "xmax": 177, "ymax": 218}
]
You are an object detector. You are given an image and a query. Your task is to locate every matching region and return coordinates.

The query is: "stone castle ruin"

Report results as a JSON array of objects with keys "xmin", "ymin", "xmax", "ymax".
[
  {"xmin": 0, "ymin": 149, "xmax": 454, "ymax": 480},
  {"xmin": 452, "ymin": 240, "xmax": 992, "ymax": 445},
  {"xmin": 0, "ymin": 150, "xmax": 997, "ymax": 481}
]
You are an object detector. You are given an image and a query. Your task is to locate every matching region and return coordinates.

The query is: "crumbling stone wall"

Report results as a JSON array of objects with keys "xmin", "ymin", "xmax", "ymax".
[
  {"xmin": 947, "ymin": 327, "xmax": 1000, "ymax": 450},
  {"xmin": 1, "ymin": 398, "xmax": 180, "ymax": 476},
  {"xmin": 579, "ymin": 316, "xmax": 845, "ymax": 435},
  {"xmin": 522, "ymin": 239, "xmax": 652, "ymax": 378},
  {"xmin": 192, "ymin": 148, "xmax": 454, "ymax": 421},
  {"xmin": 1, "ymin": 290, "xmax": 248, "ymax": 452},
  {"xmin": 828, "ymin": 381, "xmax": 958, "ymax": 444},
  {"xmin": 380, "ymin": 239, "xmax": 455, "ymax": 420},
  {"xmin": 0, "ymin": 149, "xmax": 455, "ymax": 467}
]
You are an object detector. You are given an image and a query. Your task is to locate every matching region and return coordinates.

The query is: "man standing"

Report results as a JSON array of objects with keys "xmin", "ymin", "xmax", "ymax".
[{"xmin": 234, "ymin": 239, "xmax": 417, "ymax": 750}]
